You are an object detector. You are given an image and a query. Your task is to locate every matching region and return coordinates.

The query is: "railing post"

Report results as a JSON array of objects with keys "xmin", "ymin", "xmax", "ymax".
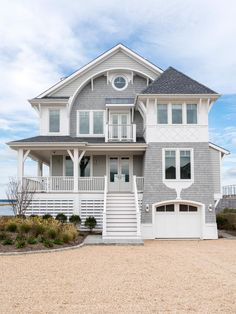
[
  {"xmin": 105, "ymin": 124, "xmax": 108, "ymax": 142},
  {"xmin": 133, "ymin": 175, "xmax": 141, "ymax": 237},
  {"xmin": 74, "ymin": 148, "xmax": 79, "ymax": 192},
  {"xmin": 133, "ymin": 124, "xmax": 136, "ymax": 142},
  {"xmin": 103, "ymin": 176, "xmax": 107, "ymax": 237}
]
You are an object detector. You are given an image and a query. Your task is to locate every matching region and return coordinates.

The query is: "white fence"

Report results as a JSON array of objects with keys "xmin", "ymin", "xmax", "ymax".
[
  {"xmin": 222, "ymin": 185, "xmax": 236, "ymax": 198},
  {"xmin": 23, "ymin": 176, "xmax": 105, "ymax": 192}
]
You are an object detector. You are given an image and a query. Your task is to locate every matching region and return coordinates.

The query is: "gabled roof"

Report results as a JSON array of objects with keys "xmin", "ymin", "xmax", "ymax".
[
  {"xmin": 209, "ymin": 142, "xmax": 230, "ymax": 156},
  {"xmin": 142, "ymin": 67, "xmax": 218, "ymax": 95},
  {"xmin": 37, "ymin": 43, "xmax": 163, "ymax": 98}
]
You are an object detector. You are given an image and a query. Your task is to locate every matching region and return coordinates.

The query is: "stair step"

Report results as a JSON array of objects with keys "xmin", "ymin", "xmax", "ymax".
[
  {"xmin": 106, "ymin": 218, "xmax": 137, "ymax": 222},
  {"xmin": 105, "ymin": 232, "xmax": 138, "ymax": 236},
  {"xmin": 107, "ymin": 222, "xmax": 137, "ymax": 227},
  {"xmin": 106, "ymin": 211, "xmax": 136, "ymax": 215},
  {"xmin": 106, "ymin": 214, "xmax": 136, "ymax": 219}
]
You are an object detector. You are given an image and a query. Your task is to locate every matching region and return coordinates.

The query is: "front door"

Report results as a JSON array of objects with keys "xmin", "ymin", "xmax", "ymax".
[{"xmin": 109, "ymin": 157, "xmax": 131, "ymax": 192}]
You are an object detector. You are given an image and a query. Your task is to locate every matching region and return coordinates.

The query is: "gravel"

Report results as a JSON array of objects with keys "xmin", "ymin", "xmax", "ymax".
[{"xmin": 0, "ymin": 240, "xmax": 235, "ymax": 313}]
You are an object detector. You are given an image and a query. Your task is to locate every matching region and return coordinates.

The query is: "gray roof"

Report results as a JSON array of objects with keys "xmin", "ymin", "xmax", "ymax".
[
  {"xmin": 105, "ymin": 98, "xmax": 134, "ymax": 104},
  {"xmin": 142, "ymin": 67, "xmax": 217, "ymax": 94},
  {"xmin": 8, "ymin": 136, "xmax": 145, "ymax": 144}
]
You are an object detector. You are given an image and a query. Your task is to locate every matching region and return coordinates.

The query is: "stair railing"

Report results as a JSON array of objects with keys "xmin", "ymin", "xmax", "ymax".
[
  {"xmin": 102, "ymin": 175, "xmax": 108, "ymax": 237},
  {"xmin": 133, "ymin": 175, "xmax": 141, "ymax": 237}
]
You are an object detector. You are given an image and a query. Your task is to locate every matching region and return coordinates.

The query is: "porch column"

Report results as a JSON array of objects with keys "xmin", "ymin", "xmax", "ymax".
[
  {"xmin": 17, "ymin": 148, "xmax": 24, "ymax": 183},
  {"xmin": 74, "ymin": 148, "xmax": 79, "ymax": 192},
  {"xmin": 37, "ymin": 161, "xmax": 43, "ymax": 177}
]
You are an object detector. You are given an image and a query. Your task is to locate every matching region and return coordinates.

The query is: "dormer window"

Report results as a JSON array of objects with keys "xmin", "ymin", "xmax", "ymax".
[{"xmin": 112, "ymin": 75, "xmax": 128, "ymax": 90}]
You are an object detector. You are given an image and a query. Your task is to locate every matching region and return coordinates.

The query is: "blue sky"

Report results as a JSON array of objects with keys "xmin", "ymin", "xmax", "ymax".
[{"xmin": 0, "ymin": 0, "xmax": 236, "ymax": 197}]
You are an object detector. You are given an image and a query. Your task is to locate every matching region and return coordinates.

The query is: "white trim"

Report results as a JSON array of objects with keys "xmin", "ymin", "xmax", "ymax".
[
  {"xmin": 37, "ymin": 44, "xmax": 163, "ymax": 98},
  {"xmin": 209, "ymin": 143, "xmax": 229, "ymax": 156},
  {"xmin": 112, "ymin": 74, "xmax": 128, "ymax": 91}
]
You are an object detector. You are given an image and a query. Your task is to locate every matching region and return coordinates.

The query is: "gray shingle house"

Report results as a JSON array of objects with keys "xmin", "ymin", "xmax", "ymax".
[{"xmin": 8, "ymin": 44, "xmax": 229, "ymax": 242}]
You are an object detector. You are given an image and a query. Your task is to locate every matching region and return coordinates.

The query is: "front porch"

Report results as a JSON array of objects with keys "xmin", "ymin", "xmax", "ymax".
[{"xmin": 11, "ymin": 141, "xmax": 146, "ymax": 240}]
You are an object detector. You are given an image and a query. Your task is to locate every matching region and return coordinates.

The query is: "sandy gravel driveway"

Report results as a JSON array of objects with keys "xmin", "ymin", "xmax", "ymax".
[{"xmin": 0, "ymin": 240, "xmax": 236, "ymax": 314}]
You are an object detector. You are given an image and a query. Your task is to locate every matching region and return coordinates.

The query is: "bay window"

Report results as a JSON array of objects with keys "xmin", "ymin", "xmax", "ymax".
[{"xmin": 164, "ymin": 149, "xmax": 193, "ymax": 180}]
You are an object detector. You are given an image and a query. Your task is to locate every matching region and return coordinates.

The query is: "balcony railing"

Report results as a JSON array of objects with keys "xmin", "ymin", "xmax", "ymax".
[
  {"xmin": 222, "ymin": 185, "xmax": 236, "ymax": 198},
  {"xmin": 23, "ymin": 176, "xmax": 105, "ymax": 193},
  {"xmin": 105, "ymin": 124, "xmax": 136, "ymax": 142}
]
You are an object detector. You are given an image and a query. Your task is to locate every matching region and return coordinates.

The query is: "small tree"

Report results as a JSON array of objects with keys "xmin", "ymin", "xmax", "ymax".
[
  {"xmin": 69, "ymin": 215, "xmax": 81, "ymax": 225},
  {"xmin": 6, "ymin": 177, "xmax": 35, "ymax": 216},
  {"xmin": 84, "ymin": 216, "xmax": 97, "ymax": 232}
]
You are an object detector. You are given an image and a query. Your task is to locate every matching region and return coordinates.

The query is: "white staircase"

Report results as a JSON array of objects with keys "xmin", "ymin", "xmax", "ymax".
[{"xmin": 103, "ymin": 193, "xmax": 142, "ymax": 244}]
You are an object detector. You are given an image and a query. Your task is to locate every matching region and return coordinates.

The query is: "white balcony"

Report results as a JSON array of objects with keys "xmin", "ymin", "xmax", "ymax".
[{"xmin": 105, "ymin": 124, "xmax": 136, "ymax": 142}]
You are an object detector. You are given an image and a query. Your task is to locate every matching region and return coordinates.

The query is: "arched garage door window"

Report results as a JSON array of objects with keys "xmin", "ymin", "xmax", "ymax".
[{"xmin": 156, "ymin": 203, "xmax": 198, "ymax": 212}]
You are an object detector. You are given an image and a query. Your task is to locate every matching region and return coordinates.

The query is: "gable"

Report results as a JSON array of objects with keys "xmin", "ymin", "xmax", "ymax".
[{"xmin": 50, "ymin": 51, "xmax": 160, "ymax": 97}]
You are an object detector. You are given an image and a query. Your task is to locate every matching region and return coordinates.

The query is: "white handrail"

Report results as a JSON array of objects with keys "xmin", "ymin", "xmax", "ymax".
[
  {"xmin": 103, "ymin": 175, "xmax": 108, "ymax": 237},
  {"xmin": 223, "ymin": 184, "xmax": 236, "ymax": 197},
  {"xmin": 133, "ymin": 175, "xmax": 141, "ymax": 237}
]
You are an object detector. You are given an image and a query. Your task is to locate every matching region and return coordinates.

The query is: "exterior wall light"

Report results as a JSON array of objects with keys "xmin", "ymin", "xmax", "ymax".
[
  {"xmin": 208, "ymin": 204, "xmax": 213, "ymax": 211},
  {"xmin": 145, "ymin": 204, "xmax": 150, "ymax": 212}
]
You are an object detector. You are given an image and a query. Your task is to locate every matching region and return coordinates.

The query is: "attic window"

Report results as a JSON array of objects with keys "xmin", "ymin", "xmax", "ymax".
[{"xmin": 112, "ymin": 75, "xmax": 128, "ymax": 91}]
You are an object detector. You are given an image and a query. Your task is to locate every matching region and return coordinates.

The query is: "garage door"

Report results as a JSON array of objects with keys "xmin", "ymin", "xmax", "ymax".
[{"xmin": 154, "ymin": 203, "xmax": 201, "ymax": 238}]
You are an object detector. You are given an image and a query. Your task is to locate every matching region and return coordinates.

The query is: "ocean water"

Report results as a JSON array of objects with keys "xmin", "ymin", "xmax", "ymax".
[{"xmin": 0, "ymin": 200, "xmax": 14, "ymax": 216}]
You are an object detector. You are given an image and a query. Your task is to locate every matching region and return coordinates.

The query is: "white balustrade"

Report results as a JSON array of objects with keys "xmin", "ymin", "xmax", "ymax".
[
  {"xmin": 106, "ymin": 124, "xmax": 136, "ymax": 142},
  {"xmin": 136, "ymin": 177, "xmax": 144, "ymax": 192},
  {"xmin": 23, "ymin": 176, "xmax": 105, "ymax": 192},
  {"xmin": 223, "ymin": 185, "xmax": 236, "ymax": 197}
]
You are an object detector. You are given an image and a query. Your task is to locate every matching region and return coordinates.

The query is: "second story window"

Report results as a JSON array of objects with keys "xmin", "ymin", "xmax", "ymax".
[
  {"xmin": 171, "ymin": 104, "xmax": 182, "ymax": 124},
  {"xmin": 49, "ymin": 109, "xmax": 60, "ymax": 133},
  {"xmin": 187, "ymin": 104, "xmax": 197, "ymax": 124},
  {"xmin": 157, "ymin": 104, "xmax": 168, "ymax": 124},
  {"xmin": 77, "ymin": 110, "xmax": 104, "ymax": 136},
  {"xmin": 164, "ymin": 149, "xmax": 193, "ymax": 181}
]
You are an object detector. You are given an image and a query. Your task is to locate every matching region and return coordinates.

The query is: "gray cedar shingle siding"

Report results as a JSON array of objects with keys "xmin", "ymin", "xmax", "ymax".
[
  {"xmin": 142, "ymin": 142, "xmax": 216, "ymax": 224},
  {"xmin": 142, "ymin": 67, "xmax": 217, "ymax": 95},
  {"xmin": 70, "ymin": 75, "xmax": 146, "ymax": 137}
]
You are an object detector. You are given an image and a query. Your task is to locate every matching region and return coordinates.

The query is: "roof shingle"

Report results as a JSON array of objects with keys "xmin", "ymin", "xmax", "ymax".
[{"xmin": 142, "ymin": 67, "xmax": 217, "ymax": 95}]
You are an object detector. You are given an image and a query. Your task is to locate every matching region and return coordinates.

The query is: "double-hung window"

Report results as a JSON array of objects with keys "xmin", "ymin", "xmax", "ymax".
[
  {"xmin": 187, "ymin": 104, "xmax": 197, "ymax": 124},
  {"xmin": 49, "ymin": 109, "xmax": 60, "ymax": 133},
  {"xmin": 164, "ymin": 149, "xmax": 193, "ymax": 180},
  {"xmin": 157, "ymin": 104, "xmax": 168, "ymax": 124},
  {"xmin": 77, "ymin": 111, "xmax": 104, "ymax": 135},
  {"xmin": 171, "ymin": 104, "xmax": 182, "ymax": 124}
]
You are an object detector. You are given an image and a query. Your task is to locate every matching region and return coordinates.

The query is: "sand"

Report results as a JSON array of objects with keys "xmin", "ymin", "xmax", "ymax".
[{"xmin": 0, "ymin": 239, "xmax": 236, "ymax": 314}]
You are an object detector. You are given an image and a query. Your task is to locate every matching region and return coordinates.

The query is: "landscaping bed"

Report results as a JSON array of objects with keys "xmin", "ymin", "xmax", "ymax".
[{"xmin": 0, "ymin": 215, "xmax": 86, "ymax": 253}]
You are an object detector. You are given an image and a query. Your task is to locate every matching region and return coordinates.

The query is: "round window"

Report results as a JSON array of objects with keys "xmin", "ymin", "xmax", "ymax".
[{"xmin": 113, "ymin": 76, "xmax": 127, "ymax": 90}]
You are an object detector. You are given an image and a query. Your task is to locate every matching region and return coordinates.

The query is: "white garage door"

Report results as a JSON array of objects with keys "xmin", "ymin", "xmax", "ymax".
[{"xmin": 155, "ymin": 203, "xmax": 201, "ymax": 238}]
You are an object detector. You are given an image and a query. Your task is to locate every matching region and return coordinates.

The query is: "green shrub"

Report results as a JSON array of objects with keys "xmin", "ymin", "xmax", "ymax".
[
  {"xmin": 84, "ymin": 216, "xmax": 97, "ymax": 232},
  {"xmin": 43, "ymin": 239, "xmax": 54, "ymax": 248},
  {"xmin": 42, "ymin": 214, "xmax": 53, "ymax": 220},
  {"xmin": 46, "ymin": 228, "xmax": 57, "ymax": 239},
  {"xmin": 223, "ymin": 208, "xmax": 236, "ymax": 214},
  {"xmin": 6, "ymin": 222, "xmax": 17, "ymax": 233},
  {"xmin": 61, "ymin": 232, "xmax": 72, "ymax": 243},
  {"xmin": 27, "ymin": 237, "xmax": 37, "ymax": 245},
  {"xmin": 216, "ymin": 215, "xmax": 228, "ymax": 229},
  {"xmin": 19, "ymin": 223, "xmax": 31, "ymax": 234},
  {"xmin": 69, "ymin": 215, "xmax": 81, "ymax": 225},
  {"xmin": 30, "ymin": 214, "xmax": 38, "ymax": 218},
  {"xmin": 15, "ymin": 235, "xmax": 26, "ymax": 241},
  {"xmin": 16, "ymin": 214, "xmax": 26, "ymax": 219},
  {"xmin": 54, "ymin": 238, "xmax": 63, "ymax": 245},
  {"xmin": 3, "ymin": 238, "xmax": 14, "ymax": 245},
  {"xmin": 0, "ymin": 232, "xmax": 7, "ymax": 241},
  {"xmin": 55, "ymin": 213, "xmax": 67, "ymax": 223}
]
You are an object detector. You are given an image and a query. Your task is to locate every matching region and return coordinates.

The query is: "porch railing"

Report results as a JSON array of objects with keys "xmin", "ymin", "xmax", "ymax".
[
  {"xmin": 105, "ymin": 124, "xmax": 136, "ymax": 142},
  {"xmin": 23, "ymin": 176, "xmax": 105, "ymax": 192},
  {"xmin": 222, "ymin": 185, "xmax": 236, "ymax": 198},
  {"xmin": 133, "ymin": 175, "xmax": 141, "ymax": 237}
]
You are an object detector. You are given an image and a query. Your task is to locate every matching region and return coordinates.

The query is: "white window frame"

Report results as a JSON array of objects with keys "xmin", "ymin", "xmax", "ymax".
[
  {"xmin": 156, "ymin": 102, "xmax": 199, "ymax": 125},
  {"xmin": 77, "ymin": 110, "xmax": 105, "ymax": 137},
  {"xmin": 112, "ymin": 75, "xmax": 128, "ymax": 91},
  {"xmin": 63, "ymin": 154, "xmax": 93, "ymax": 177},
  {"xmin": 162, "ymin": 148, "xmax": 194, "ymax": 182},
  {"xmin": 48, "ymin": 108, "xmax": 61, "ymax": 134}
]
